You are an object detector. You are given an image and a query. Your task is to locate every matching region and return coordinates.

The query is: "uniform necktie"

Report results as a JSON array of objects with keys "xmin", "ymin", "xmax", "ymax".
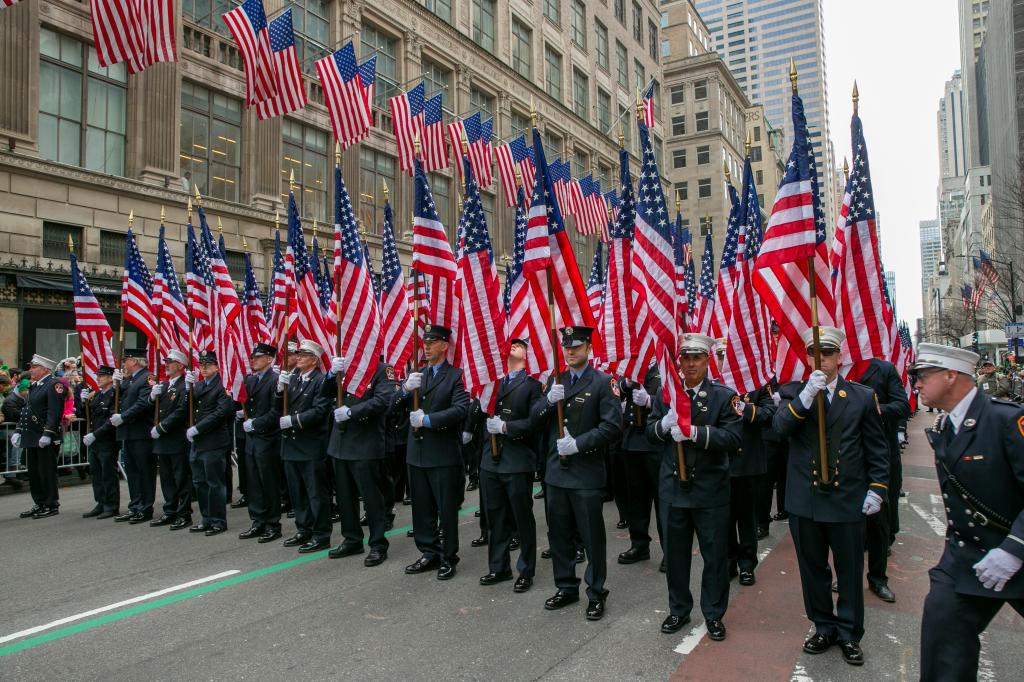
[
  {"xmin": 571, "ymin": 375, "xmax": 578, "ymax": 387},
  {"xmin": 686, "ymin": 389, "xmax": 695, "ymax": 400}
]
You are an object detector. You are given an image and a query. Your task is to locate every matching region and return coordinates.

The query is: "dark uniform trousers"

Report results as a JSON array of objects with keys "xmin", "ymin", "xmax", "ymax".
[
  {"xmin": 621, "ymin": 366, "xmax": 663, "ymax": 552},
  {"xmin": 756, "ymin": 436, "xmax": 788, "ymax": 526},
  {"xmin": 774, "ymin": 376, "xmax": 889, "ymax": 643},
  {"xmin": 648, "ymin": 377, "xmax": 742, "ymax": 621},
  {"xmin": 159, "ymin": 452, "xmax": 193, "ymax": 519},
  {"xmin": 531, "ymin": 365, "xmax": 622, "ymax": 601},
  {"xmin": 728, "ymin": 476, "xmax": 759, "ymax": 571},
  {"xmin": 117, "ymin": 370, "xmax": 155, "ymax": 515},
  {"xmin": 190, "ymin": 375, "xmax": 234, "ymax": 527},
  {"xmin": 482, "ymin": 470, "xmax": 536, "ymax": 575},
  {"xmin": 191, "ymin": 449, "xmax": 227, "ymax": 526},
  {"xmin": 728, "ymin": 389, "xmax": 775, "ymax": 572},
  {"xmin": 919, "ymin": 394, "xmax": 1024, "ymax": 681},
  {"xmin": 26, "ymin": 444, "xmax": 60, "ymax": 509},
  {"xmin": 409, "ymin": 465, "xmax": 463, "ymax": 562},
  {"xmin": 243, "ymin": 369, "xmax": 282, "ymax": 532},
  {"xmin": 153, "ymin": 377, "xmax": 191, "ymax": 520},
  {"xmin": 285, "ymin": 458, "xmax": 331, "ymax": 541},
  {"xmin": 90, "ymin": 442, "xmax": 120, "ymax": 511},
  {"xmin": 334, "ymin": 459, "xmax": 389, "ymax": 550},
  {"xmin": 281, "ymin": 368, "xmax": 333, "ymax": 542}
]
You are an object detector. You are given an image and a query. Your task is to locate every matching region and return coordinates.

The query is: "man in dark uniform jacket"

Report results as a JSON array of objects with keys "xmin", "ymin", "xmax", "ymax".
[
  {"xmin": 184, "ymin": 351, "xmax": 234, "ymax": 535},
  {"xmin": 617, "ymin": 361, "xmax": 664, "ymax": 568},
  {"xmin": 756, "ymin": 379, "xmax": 787, "ymax": 537},
  {"xmin": 773, "ymin": 326, "xmax": 889, "ymax": 667},
  {"xmin": 278, "ymin": 340, "xmax": 332, "ymax": 552},
  {"xmin": 530, "ymin": 326, "xmax": 622, "ymax": 621},
  {"xmin": 392, "ymin": 324, "xmax": 471, "ymax": 580},
  {"xmin": 110, "ymin": 349, "xmax": 155, "ymax": 523},
  {"xmin": 912, "ymin": 343, "xmax": 1024, "ymax": 681},
  {"xmin": 852, "ymin": 357, "xmax": 910, "ymax": 603},
  {"xmin": 648, "ymin": 334, "xmax": 742, "ymax": 640},
  {"xmin": 13, "ymin": 354, "xmax": 65, "ymax": 519},
  {"xmin": 80, "ymin": 365, "xmax": 120, "ymax": 519},
  {"xmin": 323, "ymin": 354, "xmax": 397, "ymax": 567},
  {"xmin": 240, "ymin": 342, "xmax": 284, "ymax": 543},
  {"xmin": 480, "ymin": 338, "xmax": 541, "ymax": 591},
  {"xmin": 714, "ymin": 339, "xmax": 776, "ymax": 587},
  {"xmin": 148, "ymin": 349, "xmax": 192, "ymax": 530}
]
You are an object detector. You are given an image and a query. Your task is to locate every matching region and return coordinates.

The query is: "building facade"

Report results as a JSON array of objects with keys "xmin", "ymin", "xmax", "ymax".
[
  {"xmin": 0, "ymin": 0, "xmax": 663, "ymax": 364},
  {"xmin": 919, "ymin": 218, "xmax": 942, "ymax": 334}
]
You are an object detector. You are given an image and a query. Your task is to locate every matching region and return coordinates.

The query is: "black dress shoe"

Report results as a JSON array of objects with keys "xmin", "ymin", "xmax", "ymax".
[
  {"xmin": 585, "ymin": 599, "xmax": 606, "ymax": 621},
  {"xmin": 229, "ymin": 496, "xmax": 248, "ymax": 509},
  {"xmin": 364, "ymin": 549, "xmax": 387, "ymax": 567},
  {"xmin": 359, "ymin": 514, "xmax": 368, "ymax": 526},
  {"xmin": 513, "ymin": 575, "xmax": 533, "ymax": 593},
  {"xmin": 238, "ymin": 526, "xmax": 264, "ymax": 540},
  {"xmin": 839, "ymin": 640, "xmax": 864, "ymax": 666},
  {"xmin": 402, "ymin": 497, "xmax": 412, "ymax": 506},
  {"xmin": 831, "ymin": 581, "xmax": 839, "ymax": 593},
  {"xmin": 772, "ymin": 511, "xmax": 789, "ymax": 521},
  {"xmin": 479, "ymin": 570, "xmax": 513, "ymax": 585},
  {"xmin": 169, "ymin": 517, "xmax": 191, "ymax": 531},
  {"xmin": 406, "ymin": 529, "xmax": 415, "ymax": 538},
  {"xmin": 738, "ymin": 571, "xmax": 756, "ymax": 586},
  {"xmin": 96, "ymin": 510, "xmax": 117, "ymax": 520},
  {"xmin": 205, "ymin": 525, "xmax": 227, "ymax": 536},
  {"xmin": 82, "ymin": 507, "xmax": 103, "ymax": 519},
  {"xmin": 328, "ymin": 542, "xmax": 365, "ymax": 559},
  {"xmin": 282, "ymin": 533, "xmax": 311, "ymax": 547},
  {"xmin": 474, "ymin": 509, "xmax": 481, "ymax": 517},
  {"xmin": 615, "ymin": 519, "xmax": 628, "ymax": 529},
  {"xmin": 33, "ymin": 508, "xmax": 59, "ymax": 519},
  {"xmin": 661, "ymin": 614, "xmax": 690, "ymax": 634},
  {"xmin": 257, "ymin": 528, "xmax": 282, "ymax": 543},
  {"xmin": 574, "ymin": 549, "xmax": 586, "ymax": 564},
  {"xmin": 509, "ymin": 536, "xmax": 521, "ymax": 551},
  {"xmin": 544, "ymin": 591, "xmax": 580, "ymax": 610},
  {"xmin": 755, "ymin": 525, "xmax": 769, "ymax": 540},
  {"xmin": 541, "ymin": 549, "xmax": 552, "ymax": 559},
  {"xmin": 617, "ymin": 547, "xmax": 650, "ymax": 565},
  {"xmin": 298, "ymin": 538, "xmax": 330, "ymax": 553},
  {"xmin": 189, "ymin": 523, "xmax": 209, "ymax": 533},
  {"xmin": 19, "ymin": 506, "xmax": 41, "ymax": 519},
  {"xmin": 706, "ymin": 619, "xmax": 726, "ymax": 641},
  {"xmin": 533, "ymin": 489, "xmax": 545, "ymax": 499},
  {"xmin": 405, "ymin": 556, "xmax": 441, "ymax": 574},
  {"xmin": 802, "ymin": 632, "xmax": 836, "ymax": 655},
  {"xmin": 436, "ymin": 563, "xmax": 457, "ymax": 580},
  {"xmin": 286, "ymin": 510, "xmax": 296, "ymax": 519},
  {"xmin": 128, "ymin": 512, "xmax": 153, "ymax": 525},
  {"xmin": 659, "ymin": 558, "xmax": 667, "ymax": 573},
  {"xmin": 150, "ymin": 515, "xmax": 174, "ymax": 527},
  {"xmin": 471, "ymin": 534, "xmax": 488, "ymax": 547},
  {"xmin": 870, "ymin": 583, "xmax": 896, "ymax": 603},
  {"xmin": 113, "ymin": 512, "xmax": 134, "ymax": 522},
  {"xmin": 466, "ymin": 478, "xmax": 479, "ymax": 492}
]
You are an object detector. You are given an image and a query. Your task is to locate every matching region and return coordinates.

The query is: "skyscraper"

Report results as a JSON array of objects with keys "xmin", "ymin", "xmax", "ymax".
[
  {"xmin": 693, "ymin": 0, "xmax": 837, "ymax": 231},
  {"xmin": 937, "ymin": 70, "xmax": 967, "ymax": 181},
  {"xmin": 919, "ymin": 219, "xmax": 943, "ymax": 341}
]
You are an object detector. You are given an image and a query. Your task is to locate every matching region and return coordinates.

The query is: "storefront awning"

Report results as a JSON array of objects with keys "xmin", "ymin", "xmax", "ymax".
[{"xmin": 16, "ymin": 273, "xmax": 121, "ymax": 296}]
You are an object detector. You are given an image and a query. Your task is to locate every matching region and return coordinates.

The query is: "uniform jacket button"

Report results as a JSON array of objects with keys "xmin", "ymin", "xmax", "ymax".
[{"xmin": 957, "ymin": 541, "xmax": 965, "ymax": 547}]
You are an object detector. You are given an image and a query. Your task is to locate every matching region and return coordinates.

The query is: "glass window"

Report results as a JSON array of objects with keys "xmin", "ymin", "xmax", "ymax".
[
  {"xmin": 696, "ymin": 145, "xmax": 710, "ymax": 165},
  {"xmin": 545, "ymin": 46, "xmax": 562, "ymax": 101},
  {"xmin": 597, "ymin": 89, "xmax": 611, "ymax": 134},
  {"xmin": 42, "ymin": 222, "xmax": 83, "ymax": 261},
  {"xmin": 595, "ymin": 20, "xmax": 609, "ymax": 70},
  {"xmin": 470, "ymin": 87, "xmax": 495, "ymax": 119},
  {"xmin": 698, "ymin": 178, "xmax": 711, "ymax": 199},
  {"xmin": 281, "ymin": 118, "xmax": 329, "ymax": 222},
  {"xmin": 572, "ymin": 69, "xmax": 589, "ymax": 120},
  {"xmin": 648, "ymin": 20, "xmax": 658, "ymax": 61},
  {"xmin": 423, "ymin": 0, "xmax": 452, "ymax": 23},
  {"xmin": 431, "ymin": 175, "xmax": 451, "ymax": 229},
  {"xmin": 634, "ymin": 59, "xmax": 645, "ymax": 94},
  {"xmin": 672, "ymin": 148, "xmax": 686, "ymax": 168},
  {"xmin": 753, "ymin": 126, "xmax": 761, "ymax": 142},
  {"xmin": 632, "ymin": 1, "xmax": 643, "ymax": 43},
  {"xmin": 750, "ymin": 145, "xmax": 762, "ymax": 162},
  {"xmin": 670, "ymin": 85, "xmax": 684, "ymax": 104},
  {"xmin": 183, "ymin": 0, "xmax": 233, "ymax": 36},
  {"xmin": 615, "ymin": 41, "xmax": 628, "ymax": 88},
  {"xmin": 545, "ymin": 131, "xmax": 562, "ymax": 157},
  {"xmin": 571, "ymin": 0, "xmax": 586, "ymax": 48},
  {"xmin": 422, "ymin": 59, "xmax": 452, "ymax": 100},
  {"xmin": 673, "ymin": 182, "xmax": 687, "ymax": 202},
  {"xmin": 695, "ymin": 111, "xmax": 709, "ymax": 132},
  {"xmin": 511, "ymin": 17, "xmax": 532, "ymax": 79},
  {"xmin": 614, "ymin": 0, "xmax": 625, "ymax": 25},
  {"xmin": 361, "ymin": 25, "xmax": 397, "ymax": 108},
  {"xmin": 573, "ymin": 150, "xmax": 588, "ymax": 177},
  {"xmin": 39, "ymin": 29, "xmax": 126, "ymax": 176},
  {"xmin": 180, "ymin": 81, "xmax": 242, "ymax": 202},
  {"xmin": 472, "ymin": 0, "xmax": 496, "ymax": 53},
  {"xmin": 756, "ymin": 170, "xmax": 763, "ymax": 186},
  {"xmin": 289, "ymin": 0, "xmax": 329, "ymax": 73},
  {"xmin": 511, "ymin": 110, "xmax": 530, "ymax": 140},
  {"xmin": 358, "ymin": 147, "xmax": 396, "ymax": 234},
  {"xmin": 661, "ymin": 39, "xmax": 670, "ymax": 58},
  {"xmin": 224, "ymin": 250, "xmax": 247, "ymax": 282},
  {"xmin": 699, "ymin": 214, "xmax": 712, "ymax": 233},
  {"xmin": 544, "ymin": 0, "xmax": 560, "ymax": 25},
  {"xmin": 100, "ymin": 229, "xmax": 124, "ymax": 266},
  {"xmin": 672, "ymin": 115, "xmax": 685, "ymax": 136},
  {"xmin": 694, "ymin": 79, "xmax": 708, "ymax": 100}
]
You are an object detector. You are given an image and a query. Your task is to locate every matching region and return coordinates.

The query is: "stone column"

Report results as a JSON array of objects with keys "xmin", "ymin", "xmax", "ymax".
[
  {"xmin": 0, "ymin": 1, "xmax": 39, "ymax": 150},
  {"xmin": 128, "ymin": 61, "xmax": 181, "ymax": 186},
  {"xmin": 243, "ymin": 110, "xmax": 282, "ymax": 211}
]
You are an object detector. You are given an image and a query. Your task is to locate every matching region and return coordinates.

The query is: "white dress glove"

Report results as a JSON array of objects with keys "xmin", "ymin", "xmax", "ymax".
[
  {"xmin": 799, "ymin": 370, "xmax": 829, "ymax": 409},
  {"xmin": 109, "ymin": 413, "xmax": 124, "ymax": 427},
  {"xmin": 632, "ymin": 386, "xmax": 650, "ymax": 407},
  {"xmin": 112, "ymin": 369, "xmax": 123, "ymax": 382},
  {"xmin": 82, "ymin": 433, "xmax": 96, "ymax": 447},
  {"xmin": 11, "ymin": 433, "xmax": 21, "ymax": 448},
  {"xmin": 277, "ymin": 373, "xmax": 291, "ymax": 392},
  {"xmin": 461, "ymin": 431, "xmax": 473, "ymax": 445},
  {"xmin": 150, "ymin": 427, "xmax": 160, "ymax": 439},
  {"xmin": 279, "ymin": 415, "xmax": 293, "ymax": 430},
  {"xmin": 409, "ymin": 409, "xmax": 425, "ymax": 428},
  {"xmin": 151, "ymin": 383, "xmax": 164, "ymax": 397},
  {"xmin": 660, "ymin": 408, "xmax": 677, "ymax": 433},
  {"xmin": 546, "ymin": 383, "xmax": 565, "ymax": 405},
  {"xmin": 973, "ymin": 548, "xmax": 1024, "ymax": 592},
  {"xmin": 486, "ymin": 416, "xmax": 505, "ymax": 434},
  {"xmin": 184, "ymin": 371, "xmax": 196, "ymax": 386},
  {"xmin": 235, "ymin": 409, "xmax": 245, "ymax": 420},
  {"xmin": 556, "ymin": 429, "xmax": 578, "ymax": 456},
  {"xmin": 862, "ymin": 490, "xmax": 883, "ymax": 515},
  {"xmin": 403, "ymin": 372, "xmax": 423, "ymax": 393},
  {"xmin": 771, "ymin": 391, "xmax": 782, "ymax": 406},
  {"xmin": 38, "ymin": 435, "xmax": 52, "ymax": 447},
  {"xmin": 334, "ymin": 406, "xmax": 351, "ymax": 423},
  {"xmin": 242, "ymin": 419, "xmax": 254, "ymax": 433},
  {"xmin": 186, "ymin": 426, "xmax": 199, "ymax": 442},
  {"xmin": 80, "ymin": 388, "xmax": 93, "ymax": 401},
  {"xmin": 330, "ymin": 356, "xmax": 348, "ymax": 374}
]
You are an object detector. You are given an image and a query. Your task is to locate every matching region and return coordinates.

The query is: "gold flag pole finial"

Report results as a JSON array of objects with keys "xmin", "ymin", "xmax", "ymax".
[
  {"xmin": 187, "ymin": 197, "xmax": 193, "ymax": 221},
  {"xmin": 382, "ymin": 178, "xmax": 389, "ymax": 202},
  {"xmin": 514, "ymin": 166, "xmax": 523, "ymax": 187},
  {"xmin": 606, "ymin": 200, "xmax": 613, "ymax": 221},
  {"xmin": 789, "ymin": 58, "xmax": 798, "ymax": 95},
  {"xmin": 745, "ymin": 131, "xmax": 752, "ymax": 158},
  {"xmin": 852, "ymin": 80, "xmax": 859, "ymax": 114},
  {"xmin": 193, "ymin": 185, "xmax": 202, "ymax": 206},
  {"xmin": 128, "ymin": 210, "xmax": 134, "ymax": 229},
  {"xmin": 288, "ymin": 169, "xmax": 296, "ymax": 194},
  {"xmin": 843, "ymin": 157, "xmax": 850, "ymax": 182},
  {"xmin": 635, "ymin": 88, "xmax": 643, "ymax": 119},
  {"xmin": 217, "ymin": 216, "xmax": 223, "ymax": 234},
  {"xmin": 530, "ymin": 97, "xmax": 538, "ymax": 128},
  {"xmin": 724, "ymin": 161, "xmax": 731, "ymax": 184},
  {"xmin": 274, "ymin": 210, "xmax": 280, "ymax": 233},
  {"xmin": 335, "ymin": 141, "xmax": 341, "ymax": 167},
  {"xmin": 675, "ymin": 198, "xmax": 681, "ymax": 215},
  {"xmin": 68, "ymin": 234, "xmax": 74, "ymax": 254},
  {"xmin": 704, "ymin": 212, "xmax": 711, "ymax": 235},
  {"xmin": 160, "ymin": 206, "xmax": 166, "ymax": 224},
  {"xmin": 312, "ymin": 219, "xmax": 318, "ymax": 238},
  {"xmin": 413, "ymin": 132, "xmax": 421, "ymax": 160},
  {"xmin": 459, "ymin": 128, "xmax": 470, "ymax": 156},
  {"xmin": 618, "ymin": 123, "xmax": 625, "ymax": 149}
]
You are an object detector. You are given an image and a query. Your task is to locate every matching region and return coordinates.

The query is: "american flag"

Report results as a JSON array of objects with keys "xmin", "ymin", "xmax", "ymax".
[
  {"xmin": 979, "ymin": 249, "xmax": 1000, "ymax": 287},
  {"xmin": 363, "ymin": 244, "xmax": 380, "ymax": 301},
  {"xmin": 575, "ymin": 175, "xmax": 602, "ymax": 237},
  {"xmin": 710, "ymin": 182, "xmax": 743, "ymax": 340},
  {"xmin": 456, "ymin": 162, "xmax": 506, "ymax": 412},
  {"xmin": 684, "ymin": 233, "xmax": 697, "ymax": 331},
  {"xmin": 413, "ymin": 160, "xmax": 459, "ymax": 350},
  {"xmin": 316, "ymin": 42, "xmax": 372, "ymax": 148},
  {"xmin": 547, "ymin": 159, "xmax": 570, "ymax": 218},
  {"xmin": 1, "ymin": 0, "xmax": 21, "ymax": 8},
  {"xmin": 391, "ymin": 82, "xmax": 425, "ymax": 175},
  {"xmin": 121, "ymin": 228, "xmax": 157, "ymax": 354},
  {"xmin": 447, "ymin": 117, "xmax": 468, "ymax": 184},
  {"xmin": 971, "ymin": 257, "xmax": 985, "ymax": 308},
  {"xmin": 673, "ymin": 213, "xmax": 689, "ymax": 328},
  {"xmin": 961, "ymin": 284, "xmax": 973, "ymax": 312},
  {"xmin": 422, "ymin": 94, "xmax": 449, "ymax": 172},
  {"xmin": 462, "ymin": 113, "xmax": 492, "ymax": 188},
  {"xmin": 695, "ymin": 231, "xmax": 716, "ymax": 335},
  {"xmin": 496, "ymin": 135, "xmax": 533, "ymax": 207},
  {"xmin": 90, "ymin": 0, "xmax": 176, "ymax": 75},
  {"xmin": 254, "ymin": 9, "xmax": 307, "ymax": 120},
  {"xmin": 196, "ymin": 208, "xmax": 241, "ymax": 326},
  {"xmin": 831, "ymin": 111, "xmax": 888, "ymax": 364},
  {"xmin": 476, "ymin": 117, "xmax": 495, "ymax": 188},
  {"xmin": 332, "ymin": 163, "xmax": 382, "ymax": 397},
  {"xmin": 566, "ymin": 173, "xmax": 586, "ymax": 222},
  {"xmin": 268, "ymin": 230, "xmax": 290, "ymax": 355},
  {"xmin": 358, "ymin": 56, "xmax": 376, "ymax": 116},
  {"xmin": 411, "ymin": 268, "xmax": 431, "ymax": 365},
  {"xmin": 642, "ymin": 82, "xmax": 656, "ymax": 128},
  {"xmin": 71, "ymin": 252, "xmax": 117, "ymax": 391},
  {"xmin": 721, "ymin": 158, "xmax": 773, "ymax": 394},
  {"xmin": 185, "ymin": 225, "xmax": 213, "ymax": 361},
  {"xmin": 286, "ymin": 190, "xmax": 333, "ymax": 367},
  {"xmin": 507, "ymin": 188, "xmax": 554, "ymax": 378},
  {"xmin": 154, "ymin": 224, "xmax": 188, "ymax": 366},
  {"xmin": 222, "ymin": 0, "xmax": 277, "ymax": 105},
  {"xmin": 602, "ymin": 148, "xmax": 636, "ymax": 366},
  {"xmin": 753, "ymin": 92, "xmax": 836, "ymax": 383},
  {"xmin": 380, "ymin": 198, "xmax": 415, "ymax": 374},
  {"xmin": 585, "ymin": 241, "xmax": 605, "ymax": 324},
  {"xmin": 191, "ymin": 226, "xmax": 246, "ymax": 400},
  {"xmin": 242, "ymin": 252, "xmax": 271, "ymax": 354},
  {"xmin": 605, "ymin": 190, "xmax": 621, "ymax": 224}
]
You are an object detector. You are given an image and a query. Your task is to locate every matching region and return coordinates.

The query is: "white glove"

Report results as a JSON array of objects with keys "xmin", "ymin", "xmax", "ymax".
[
  {"xmin": 556, "ymin": 429, "xmax": 578, "ymax": 456},
  {"xmin": 403, "ymin": 372, "xmax": 423, "ymax": 392},
  {"xmin": 184, "ymin": 371, "xmax": 196, "ymax": 386},
  {"xmin": 235, "ymin": 409, "xmax": 245, "ymax": 420},
  {"xmin": 799, "ymin": 370, "xmax": 829, "ymax": 409},
  {"xmin": 669, "ymin": 425, "xmax": 685, "ymax": 442},
  {"xmin": 38, "ymin": 435, "xmax": 52, "ymax": 447},
  {"xmin": 409, "ymin": 409, "xmax": 425, "ymax": 428},
  {"xmin": 279, "ymin": 415, "xmax": 293, "ymax": 430},
  {"xmin": 897, "ymin": 432, "xmax": 906, "ymax": 444},
  {"xmin": 334, "ymin": 406, "xmax": 351, "ymax": 423},
  {"xmin": 82, "ymin": 433, "xmax": 96, "ymax": 447},
  {"xmin": 862, "ymin": 490, "xmax": 883, "ymax": 515},
  {"xmin": 486, "ymin": 416, "xmax": 505, "ymax": 434},
  {"xmin": 660, "ymin": 408, "xmax": 677, "ymax": 433},
  {"xmin": 150, "ymin": 427, "xmax": 160, "ymax": 439},
  {"xmin": 277, "ymin": 373, "xmax": 291, "ymax": 392},
  {"xmin": 11, "ymin": 433, "xmax": 21, "ymax": 448},
  {"xmin": 330, "ymin": 356, "xmax": 348, "ymax": 374},
  {"xmin": 186, "ymin": 426, "xmax": 199, "ymax": 442},
  {"xmin": 151, "ymin": 383, "xmax": 164, "ymax": 397},
  {"xmin": 242, "ymin": 419, "xmax": 254, "ymax": 433},
  {"xmin": 973, "ymin": 548, "xmax": 1024, "ymax": 592},
  {"xmin": 112, "ymin": 369, "xmax": 123, "ymax": 381},
  {"xmin": 461, "ymin": 431, "xmax": 473, "ymax": 445},
  {"xmin": 80, "ymin": 388, "xmax": 93, "ymax": 401},
  {"xmin": 771, "ymin": 391, "xmax": 782, "ymax": 406},
  {"xmin": 109, "ymin": 413, "xmax": 124, "ymax": 427},
  {"xmin": 546, "ymin": 383, "xmax": 565, "ymax": 405},
  {"xmin": 632, "ymin": 386, "xmax": 650, "ymax": 407}
]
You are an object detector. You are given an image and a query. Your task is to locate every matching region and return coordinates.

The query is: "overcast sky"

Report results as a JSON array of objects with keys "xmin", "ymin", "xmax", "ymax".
[{"xmin": 822, "ymin": 0, "xmax": 962, "ymax": 327}]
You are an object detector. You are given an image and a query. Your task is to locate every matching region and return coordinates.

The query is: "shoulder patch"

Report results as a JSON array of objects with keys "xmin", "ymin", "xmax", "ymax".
[
  {"xmin": 1017, "ymin": 415, "xmax": 1024, "ymax": 439},
  {"xmin": 610, "ymin": 379, "xmax": 620, "ymax": 397},
  {"xmin": 385, "ymin": 366, "xmax": 396, "ymax": 381}
]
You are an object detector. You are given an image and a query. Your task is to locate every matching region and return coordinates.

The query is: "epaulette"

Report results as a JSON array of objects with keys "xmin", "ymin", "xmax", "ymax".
[{"xmin": 990, "ymin": 397, "xmax": 1023, "ymax": 409}]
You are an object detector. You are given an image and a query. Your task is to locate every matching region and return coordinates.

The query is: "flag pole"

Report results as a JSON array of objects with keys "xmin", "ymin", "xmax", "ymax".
[
  {"xmin": 411, "ymin": 136, "xmax": 423, "ymax": 441},
  {"xmin": 153, "ymin": 207, "xmax": 165, "ymax": 427},
  {"xmin": 187, "ymin": 197, "xmax": 197, "ymax": 426},
  {"xmin": 282, "ymin": 174, "xmax": 295, "ymax": 416},
  {"xmin": 114, "ymin": 210, "xmax": 133, "ymax": 413},
  {"xmin": 335, "ymin": 143, "xmax": 346, "ymax": 407}
]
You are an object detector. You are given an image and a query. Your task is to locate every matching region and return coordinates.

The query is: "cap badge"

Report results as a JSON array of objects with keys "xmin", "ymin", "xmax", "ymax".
[
  {"xmin": 963, "ymin": 418, "xmax": 976, "ymax": 429},
  {"xmin": 838, "ymin": 389, "xmax": 846, "ymax": 398}
]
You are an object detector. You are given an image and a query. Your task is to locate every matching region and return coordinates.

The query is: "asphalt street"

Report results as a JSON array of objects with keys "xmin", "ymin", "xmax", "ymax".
[{"xmin": 0, "ymin": 414, "xmax": 1020, "ymax": 681}]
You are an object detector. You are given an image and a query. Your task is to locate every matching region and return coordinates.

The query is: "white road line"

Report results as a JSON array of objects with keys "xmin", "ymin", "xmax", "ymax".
[
  {"xmin": 0, "ymin": 570, "xmax": 240, "ymax": 645},
  {"xmin": 910, "ymin": 502, "xmax": 946, "ymax": 537}
]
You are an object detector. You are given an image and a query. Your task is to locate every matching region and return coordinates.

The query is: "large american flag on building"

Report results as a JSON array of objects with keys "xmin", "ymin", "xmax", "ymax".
[
  {"xmin": 391, "ymin": 82, "xmax": 425, "ymax": 175},
  {"xmin": 254, "ymin": 9, "xmax": 307, "ymax": 120},
  {"xmin": 90, "ymin": 0, "xmax": 176, "ymax": 75},
  {"xmin": 507, "ymin": 187, "xmax": 553, "ymax": 378},
  {"xmin": 222, "ymin": 0, "xmax": 277, "ymax": 105},
  {"xmin": 421, "ymin": 94, "xmax": 449, "ymax": 172},
  {"xmin": 380, "ymin": 198, "xmax": 414, "ymax": 375},
  {"xmin": 316, "ymin": 42, "xmax": 372, "ymax": 148},
  {"xmin": 496, "ymin": 135, "xmax": 534, "ymax": 208},
  {"xmin": 358, "ymin": 56, "xmax": 376, "ymax": 115},
  {"xmin": 71, "ymin": 252, "xmax": 117, "ymax": 391}
]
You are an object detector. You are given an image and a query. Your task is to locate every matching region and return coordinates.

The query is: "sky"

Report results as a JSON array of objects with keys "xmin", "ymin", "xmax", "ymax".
[{"xmin": 822, "ymin": 0, "xmax": 962, "ymax": 326}]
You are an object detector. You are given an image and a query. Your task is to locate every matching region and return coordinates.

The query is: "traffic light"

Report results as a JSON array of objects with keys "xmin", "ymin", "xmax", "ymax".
[{"xmin": 972, "ymin": 331, "xmax": 979, "ymax": 351}]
